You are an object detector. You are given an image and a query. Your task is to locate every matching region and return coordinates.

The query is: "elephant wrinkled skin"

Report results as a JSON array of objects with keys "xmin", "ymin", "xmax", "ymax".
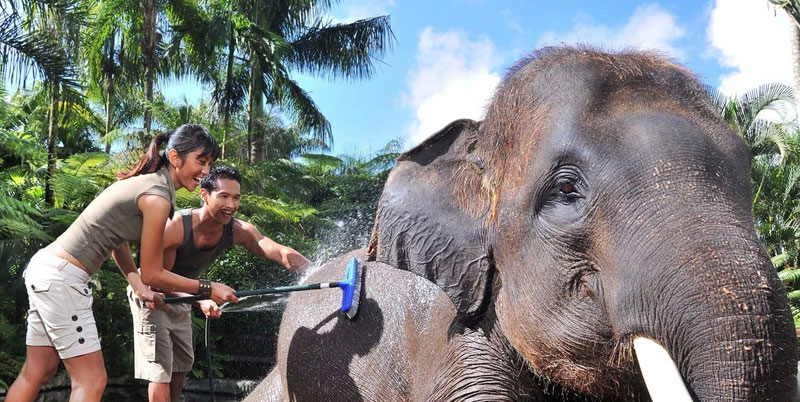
[{"xmin": 245, "ymin": 47, "xmax": 798, "ymax": 401}]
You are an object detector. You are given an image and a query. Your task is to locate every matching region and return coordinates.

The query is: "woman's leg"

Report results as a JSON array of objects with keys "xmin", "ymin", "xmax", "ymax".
[
  {"xmin": 5, "ymin": 345, "xmax": 61, "ymax": 402},
  {"xmin": 62, "ymin": 349, "xmax": 107, "ymax": 402}
]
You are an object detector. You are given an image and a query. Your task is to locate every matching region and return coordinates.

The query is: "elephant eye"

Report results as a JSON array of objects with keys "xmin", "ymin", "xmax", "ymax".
[
  {"xmin": 536, "ymin": 165, "xmax": 586, "ymax": 214},
  {"xmin": 559, "ymin": 182, "xmax": 577, "ymax": 195},
  {"xmin": 554, "ymin": 178, "xmax": 582, "ymax": 202}
]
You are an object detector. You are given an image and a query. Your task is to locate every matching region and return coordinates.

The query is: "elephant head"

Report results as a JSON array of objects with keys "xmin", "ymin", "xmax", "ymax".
[{"xmin": 367, "ymin": 47, "xmax": 797, "ymax": 400}]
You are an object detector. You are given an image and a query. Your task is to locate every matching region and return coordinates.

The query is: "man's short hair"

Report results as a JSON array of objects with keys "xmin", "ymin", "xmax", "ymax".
[{"xmin": 201, "ymin": 166, "xmax": 242, "ymax": 193}]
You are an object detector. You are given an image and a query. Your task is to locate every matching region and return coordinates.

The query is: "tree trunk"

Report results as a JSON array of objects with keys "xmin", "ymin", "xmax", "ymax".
[
  {"xmin": 104, "ymin": 35, "xmax": 115, "ymax": 154},
  {"xmin": 221, "ymin": 21, "xmax": 235, "ymax": 160},
  {"xmin": 247, "ymin": 7, "xmax": 262, "ymax": 163},
  {"xmin": 44, "ymin": 80, "xmax": 60, "ymax": 206},
  {"xmin": 142, "ymin": 0, "xmax": 157, "ymax": 140},
  {"xmin": 105, "ymin": 77, "xmax": 115, "ymax": 153},
  {"xmin": 792, "ymin": 24, "xmax": 800, "ymax": 96},
  {"xmin": 248, "ymin": 50, "xmax": 263, "ymax": 163}
]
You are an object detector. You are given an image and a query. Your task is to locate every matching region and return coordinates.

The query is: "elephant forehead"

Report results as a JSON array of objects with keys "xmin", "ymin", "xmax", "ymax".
[{"xmin": 483, "ymin": 48, "xmax": 739, "ymax": 192}]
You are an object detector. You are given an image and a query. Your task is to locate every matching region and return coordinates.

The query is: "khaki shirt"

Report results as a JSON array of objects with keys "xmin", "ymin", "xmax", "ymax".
[{"xmin": 55, "ymin": 166, "xmax": 175, "ymax": 273}]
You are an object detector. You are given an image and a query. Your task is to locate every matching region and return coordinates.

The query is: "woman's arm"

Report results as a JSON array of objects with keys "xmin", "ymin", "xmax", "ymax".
[
  {"xmin": 138, "ymin": 195, "xmax": 238, "ymax": 304},
  {"xmin": 112, "ymin": 242, "xmax": 166, "ymax": 309}
]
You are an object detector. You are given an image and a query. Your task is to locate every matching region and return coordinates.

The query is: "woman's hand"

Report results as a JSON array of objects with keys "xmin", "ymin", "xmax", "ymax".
[
  {"xmin": 210, "ymin": 282, "xmax": 238, "ymax": 305},
  {"xmin": 281, "ymin": 247, "xmax": 310, "ymax": 271},
  {"xmin": 137, "ymin": 287, "xmax": 167, "ymax": 310},
  {"xmin": 198, "ymin": 300, "xmax": 222, "ymax": 318}
]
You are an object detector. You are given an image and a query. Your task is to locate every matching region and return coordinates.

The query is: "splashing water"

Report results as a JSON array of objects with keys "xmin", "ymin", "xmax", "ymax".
[
  {"xmin": 221, "ymin": 212, "xmax": 372, "ymax": 315},
  {"xmin": 220, "ymin": 293, "xmax": 291, "ymax": 313}
]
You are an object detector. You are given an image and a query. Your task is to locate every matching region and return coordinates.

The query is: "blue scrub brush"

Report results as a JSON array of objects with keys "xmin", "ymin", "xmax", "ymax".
[{"xmin": 165, "ymin": 257, "xmax": 363, "ymax": 319}]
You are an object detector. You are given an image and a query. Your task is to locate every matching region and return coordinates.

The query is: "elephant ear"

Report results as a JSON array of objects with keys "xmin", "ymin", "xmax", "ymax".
[{"xmin": 367, "ymin": 119, "xmax": 494, "ymax": 320}]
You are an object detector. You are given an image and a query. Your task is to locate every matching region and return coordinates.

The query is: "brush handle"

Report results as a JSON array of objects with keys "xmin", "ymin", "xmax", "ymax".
[{"xmin": 164, "ymin": 281, "xmax": 342, "ymax": 304}]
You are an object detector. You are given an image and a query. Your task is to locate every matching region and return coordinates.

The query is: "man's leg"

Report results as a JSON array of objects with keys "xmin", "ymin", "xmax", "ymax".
[
  {"xmin": 148, "ymin": 381, "xmax": 172, "ymax": 402},
  {"xmin": 5, "ymin": 346, "xmax": 61, "ymax": 402},
  {"xmin": 61, "ymin": 349, "xmax": 106, "ymax": 402},
  {"xmin": 168, "ymin": 304, "xmax": 194, "ymax": 402},
  {"xmin": 169, "ymin": 372, "xmax": 188, "ymax": 402}
]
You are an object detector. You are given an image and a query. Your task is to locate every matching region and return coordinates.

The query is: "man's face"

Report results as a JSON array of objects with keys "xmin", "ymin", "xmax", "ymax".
[{"xmin": 201, "ymin": 178, "xmax": 241, "ymax": 225}]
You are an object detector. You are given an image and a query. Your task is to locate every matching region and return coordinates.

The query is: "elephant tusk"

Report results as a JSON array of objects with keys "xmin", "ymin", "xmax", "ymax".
[{"xmin": 633, "ymin": 337, "xmax": 693, "ymax": 402}]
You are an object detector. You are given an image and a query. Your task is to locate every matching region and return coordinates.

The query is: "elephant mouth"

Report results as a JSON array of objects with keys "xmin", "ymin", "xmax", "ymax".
[{"xmin": 633, "ymin": 337, "xmax": 693, "ymax": 401}]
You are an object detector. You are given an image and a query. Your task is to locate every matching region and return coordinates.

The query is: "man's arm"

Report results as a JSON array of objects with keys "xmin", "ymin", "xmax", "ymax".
[{"xmin": 233, "ymin": 219, "xmax": 310, "ymax": 271}]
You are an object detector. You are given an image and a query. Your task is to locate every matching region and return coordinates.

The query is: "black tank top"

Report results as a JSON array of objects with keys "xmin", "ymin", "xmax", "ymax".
[{"xmin": 172, "ymin": 209, "xmax": 235, "ymax": 279}]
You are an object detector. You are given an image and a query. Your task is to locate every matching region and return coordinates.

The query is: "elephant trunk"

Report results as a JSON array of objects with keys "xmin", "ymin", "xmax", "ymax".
[
  {"xmin": 680, "ymin": 298, "xmax": 796, "ymax": 401},
  {"xmin": 621, "ymin": 225, "xmax": 798, "ymax": 401}
]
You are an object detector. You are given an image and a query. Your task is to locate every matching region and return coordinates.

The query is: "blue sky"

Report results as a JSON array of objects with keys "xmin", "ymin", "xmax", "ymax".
[{"xmin": 164, "ymin": 0, "xmax": 795, "ymax": 156}]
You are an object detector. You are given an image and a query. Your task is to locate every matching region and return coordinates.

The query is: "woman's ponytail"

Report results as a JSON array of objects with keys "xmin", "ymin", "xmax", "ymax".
[{"xmin": 116, "ymin": 131, "xmax": 172, "ymax": 179}]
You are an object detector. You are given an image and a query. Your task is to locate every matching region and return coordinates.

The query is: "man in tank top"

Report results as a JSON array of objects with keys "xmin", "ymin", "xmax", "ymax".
[{"xmin": 128, "ymin": 166, "xmax": 309, "ymax": 402}]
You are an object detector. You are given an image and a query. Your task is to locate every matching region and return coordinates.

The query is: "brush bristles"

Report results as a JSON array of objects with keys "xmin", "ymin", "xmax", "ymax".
[{"xmin": 345, "ymin": 262, "xmax": 364, "ymax": 320}]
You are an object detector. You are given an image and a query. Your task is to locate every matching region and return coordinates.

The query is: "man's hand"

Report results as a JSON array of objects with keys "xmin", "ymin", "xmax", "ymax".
[
  {"xmin": 210, "ymin": 282, "xmax": 238, "ymax": 305},
  {"xmin": 198, "ymin": 300, "xmax": 222, "ymax": 319},
  {"xmin": 281, "ymin": 247, "xmax": 310, "ymax": 271},
  {"xmin": 137, "ymin": 287, "xmax": 167, "ymax": 310}
]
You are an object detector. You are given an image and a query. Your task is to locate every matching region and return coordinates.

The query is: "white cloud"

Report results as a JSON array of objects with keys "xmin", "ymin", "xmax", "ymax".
[
  {"xmin": 331, "ymin": 0, "xmax": 395, "ymax": 24},
  {"xmin": 706, "ymin": 0, "xmax": 794, "ymax": 96},
  {"xmin": 404, "ymin": 27, "xmax": 501, "ymax": 145},
  {"xmin": 538, "ymin": 4, "xmax": 685, "ymax": 59}
]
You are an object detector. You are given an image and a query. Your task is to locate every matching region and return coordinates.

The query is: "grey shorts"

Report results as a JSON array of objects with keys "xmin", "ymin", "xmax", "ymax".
[
  {"xmin": 23, "ymin": 249, "xmax": 101, "ymax": 359},
  {"xmin": 128, "ymin": 285, "xmax": 194, "ymax": 383}
]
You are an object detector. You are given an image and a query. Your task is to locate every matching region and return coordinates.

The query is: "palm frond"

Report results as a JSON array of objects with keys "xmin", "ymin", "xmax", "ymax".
[
  {"xmin": 747, "ymin": 121, "xmax": 795, "ymax": 163},
  {"xmin": 0, "ymin": 11, "xmax": 79, "ymax": 88},
  {"xmin": 266, "ymin": 70, "xmax": 332, "ymax": 146},
  {"xmin": 300, "ymin": 153, "xmax": 343, "ymax": 172},
  {"xmin": 788, "ymin": 289, "xmax": 800, "ymax": 302},
  {"xmin": 0, "ymin": 193, "xmax": 50, "ymax": 242},
  {"xmin": 779, "ymin": 267, "xmax": 800, "ymax": 283},
  {"xmin": 287, "ymin": 16, "xmax": 394, "ymax": 81},
  {"xmin": 739, "ymin": 83, "xmax": 797, "ymax": 125}
]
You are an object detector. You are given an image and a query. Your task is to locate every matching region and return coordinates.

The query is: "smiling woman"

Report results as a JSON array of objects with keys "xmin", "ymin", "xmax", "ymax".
[{"xmin": 5, "ymin": 124, "xmax": 241, "ymax": 402}]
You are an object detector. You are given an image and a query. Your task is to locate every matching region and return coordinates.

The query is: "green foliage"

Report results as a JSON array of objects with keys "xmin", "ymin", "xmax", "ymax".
[
  {"xmin": 0, "ymin": 193, "xmax": 50, "ymax": 241},
  {"xmin": 190, "ymin": 315, "xmax": 228, "ymax": 379},
  {"xmin": 0, "ymin": 320, "xmax": 24, "ymax": 392},
  {"xmin": 0, "ymin": 0, "xmax": 396, "ymax": 386},
  {"xmin": 708, "ymin": 82, "xmax": 800, "ymax": 332},
  {"xmin": 89, "ymin": 266, "xmax": 136, "ymax": 378}
]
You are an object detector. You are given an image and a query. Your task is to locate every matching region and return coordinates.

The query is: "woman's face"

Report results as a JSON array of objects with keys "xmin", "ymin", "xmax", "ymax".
[{"xmin": 172, "ymin": 148, "xmax": 213, "ymax": 191}]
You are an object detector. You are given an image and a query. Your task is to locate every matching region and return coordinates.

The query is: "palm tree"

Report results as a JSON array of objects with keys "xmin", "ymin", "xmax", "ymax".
[
  {"xmin": 247, "ymin": 1, "xmax": 393, "ymax": 156},
  {"xmin": 1, "ymin": 0, "xmax": 88, "ymax": 205},
  {"xmin": 138, "ymin": 0, "xmax": 211, "ymax": 135},
  {"xmin": 84, "ymin": 0, "xmax": 145, "ymax": 152},
  {"xmin": 708, "ymin": 82, "xmax": 800, "ymax": 327},
  {"xmin": 769, "ymin": 0, "xmax": 800, "ymax": 95},
  {"xmin": 171, "ymin": 0, "xmax": 394, "ymax": 160},
  {"xmin": 706, "ymin": 83, "xmax": 798, "ymax": 202}
]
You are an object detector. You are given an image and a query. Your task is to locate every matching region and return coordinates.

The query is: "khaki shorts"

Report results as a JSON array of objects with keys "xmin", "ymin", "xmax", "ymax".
[
  {"xmin": 23, "ymin": 249, "xmax": 101, "ymax": 359},
  {"xmin": 128, "ymin": 285, "xmax": 194, "ymax": 383}
]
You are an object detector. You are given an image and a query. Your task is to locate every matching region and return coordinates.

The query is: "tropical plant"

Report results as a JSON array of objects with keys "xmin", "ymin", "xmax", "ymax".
[
  {"xmin": 707, "ymin": 82, "xmax": 800, "ymax": 328},
  {"xmin": 169, "ymin": 0, "xmax": 394, "ymax": 160},
  {"xmin": 84, "ymin": 0, "xmax": 147, "ymax": 152},
  {"xmin": 768, "ymin": 0, "xmax": 800, "ymax": 96},
  {"xmin": 1, "ymin": 0, "xmax": 88, "ymax": 205}
]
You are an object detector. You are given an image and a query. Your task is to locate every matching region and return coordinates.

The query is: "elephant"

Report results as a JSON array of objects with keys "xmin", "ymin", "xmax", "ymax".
[{"xmin": 244, "ymin": 46, "xmax": 798, "ymax": 401}]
